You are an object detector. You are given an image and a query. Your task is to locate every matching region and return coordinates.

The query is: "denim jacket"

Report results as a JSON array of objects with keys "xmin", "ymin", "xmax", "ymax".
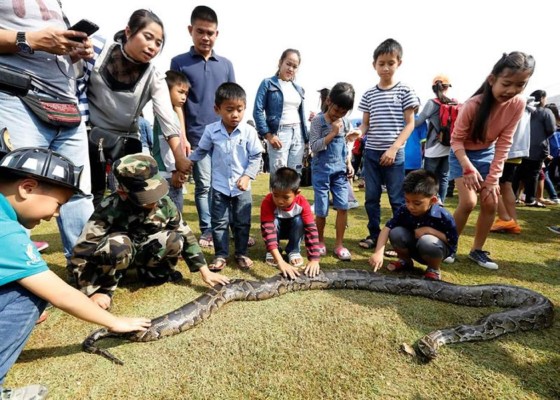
[{"xmin": 253, "ymin": 76, "xmax": 308, "ymax": 142}]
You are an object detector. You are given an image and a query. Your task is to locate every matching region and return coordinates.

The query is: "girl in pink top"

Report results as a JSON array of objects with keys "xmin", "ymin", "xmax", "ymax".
[{"xmin": 448, "ymin": 52, "xmax": 535, "ymax": 270}]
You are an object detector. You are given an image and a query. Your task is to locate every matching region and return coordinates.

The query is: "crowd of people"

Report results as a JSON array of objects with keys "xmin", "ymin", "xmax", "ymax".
[{"xmin": 0, "ymin": 2, "xmax": 558, "ymax": 398}]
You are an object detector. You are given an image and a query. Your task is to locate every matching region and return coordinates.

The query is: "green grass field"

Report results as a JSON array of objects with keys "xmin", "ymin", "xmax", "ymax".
[{"xmin": 6, "ymin": 174, "xmax": 560, "ymax": 399}]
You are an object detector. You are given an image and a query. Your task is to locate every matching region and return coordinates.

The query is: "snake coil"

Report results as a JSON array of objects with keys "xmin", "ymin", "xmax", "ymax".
[{"xmin": 82, "ymin": 269, "xmax": 554, "ymax": 364}]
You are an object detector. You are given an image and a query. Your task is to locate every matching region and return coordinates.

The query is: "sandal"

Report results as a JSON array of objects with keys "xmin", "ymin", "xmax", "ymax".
[
  {"xmin": 386, "ymin": 259, "xmax": 413, "ymax": 272},
  {"xmin": 288, "ymin": 252, "xmax": 304, "ymax": 267},
  {"xmin": 526, "ymin": 201, "xmax": 546, "ymax": 208},
  {"xmin": 333, "ymin": 246, "xmax": 352, "ymax": 261},
  {"xmin": 423, "ymin": 268, "xmax": 441, "ymax": 281},
  {"xmin": 317, "ymin": 243, "xmax": 327, "ymax": 256},
  {"xmin": 247, "ymin": 235, "xmax": 256, "ymax": 248},
  {"xmin": 198, "ymin": 232, "xmax": 214, "ymax": 248},
  {"xmin": 235, "ymin": 255, "xmax": 254, "ymax": 270},
  {"xmin": 265, "ymin": 252, "xmax": 278, "ymax": 267},
  {"xmin": 209, "ymin": 257, "xmax": 227, "ymax": 272},
  {"xmin": 359, "ymin": 236, "xmax": 375, "ymax": 249},
  {"xmin": 384, "ymin": 249, "xmax": 398, "ymax": 258}
]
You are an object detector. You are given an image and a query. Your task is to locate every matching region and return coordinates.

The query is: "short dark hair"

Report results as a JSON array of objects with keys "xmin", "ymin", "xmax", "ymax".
[
  {"xmin": 164, "ymin": 70, "xmax": 190, "ymax": 89},
  {"xmin": 373, "ymin": 38, "xmax": 403, "ymax": 62},
  {"xmin": 271, "ymin": 167, "xmax": 300, "ymax": 192},
  {"xmin": 191, "ymin": 5, "xmax": 218, "ymax": 25},
  {"xmin": 215, "ymin": 82, "xmax": 246, "ymax": 106},
  {"xmin": 328, "ymin": 82, "xmax": 355, "ymax": 111},
  {"xmin": 403, "ymin": 169, "xmax": 438, "ymax": 197}
]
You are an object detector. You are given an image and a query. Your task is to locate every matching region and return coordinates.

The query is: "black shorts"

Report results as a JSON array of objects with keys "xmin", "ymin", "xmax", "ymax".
[{"xmin": 500, "ymin": 162, "xmax": 518, "ymax": 183}]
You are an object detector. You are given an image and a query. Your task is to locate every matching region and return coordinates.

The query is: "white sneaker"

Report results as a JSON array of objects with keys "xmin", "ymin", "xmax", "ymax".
[
  {"xmin": 468, "ymin": 250, "xmax": 499, "ymax": 270},
  {"xmin": 443, "ymin": 254, "xmax": 456, "ymax": 264},
  {"xmin": 1, "ymin": 384, "xmax": 48, "ymax": 400}
]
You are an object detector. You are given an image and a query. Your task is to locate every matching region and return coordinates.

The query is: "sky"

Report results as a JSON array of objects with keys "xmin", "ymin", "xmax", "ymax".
[{"xmin": 64, "ymin": 0, "xmax": 560, "ymax": 122}]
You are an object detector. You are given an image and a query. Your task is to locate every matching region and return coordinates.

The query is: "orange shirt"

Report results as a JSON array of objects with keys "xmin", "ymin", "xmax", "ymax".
[{"xmin": 451, "ymin": 94, "xmax": 525, "ymax": 185}]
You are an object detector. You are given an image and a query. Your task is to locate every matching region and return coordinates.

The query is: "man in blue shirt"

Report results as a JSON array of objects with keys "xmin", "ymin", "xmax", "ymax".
[{"xmin": 170, "ymin": 5, "xmax": 235, "ymax": 249}]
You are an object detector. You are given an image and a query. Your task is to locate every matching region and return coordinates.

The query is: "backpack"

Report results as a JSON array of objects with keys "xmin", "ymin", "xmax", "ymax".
[{"xmin": 432, "ymin": 99, "xmax": 461, "ymax": 146}]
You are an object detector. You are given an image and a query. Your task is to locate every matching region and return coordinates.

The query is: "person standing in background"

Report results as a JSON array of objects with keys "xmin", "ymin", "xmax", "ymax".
[
  {"xmin": 253, "ymin": 48, "xmax": 308, "ymax": 178},
  {"xmin": 170, "ymin": 5, "xmax": 235, "ymax": 249}
]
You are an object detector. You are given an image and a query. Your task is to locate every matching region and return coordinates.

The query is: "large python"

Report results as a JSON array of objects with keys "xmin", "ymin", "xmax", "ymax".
[{"xmin": 82, "ymin": 269, "xmax": 554, "ymax": 365}]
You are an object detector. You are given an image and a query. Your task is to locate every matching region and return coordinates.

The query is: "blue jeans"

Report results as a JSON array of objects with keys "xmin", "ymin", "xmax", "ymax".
[
  {"xmin": 166, "ymin": 178, "xmax": 184, "ymax": 215},
  {"xmin": 423, "ymin": 156, "xmax": 450, "ymax": 203},
  {"xmin": 389, "ymin": 226, "xmax": 450, "ymax": 264},
  {"xmin": 0, "ymin": 92, "xmax": 94, "ymax": 260},
  {"xmin": 363, "ymin": 148, "xmax": 405, "ymax": 240},
  {"xmin": 275, "ymin": 215, "xmax": 304, "ymax": 255},
  {"xmin": 192, "ymin": 151, "xmax": 212, "ymax": 234},
  {"xmin": 211, "ymin": 190, "xmax": 252, "ymax": 258},
  {"xmin": 267, "ymin": 124, "xmax": 305, "ymax": 176},
  {"xmin": 0, "ymin": 283, "xmax": 47, "ymax": 386}
]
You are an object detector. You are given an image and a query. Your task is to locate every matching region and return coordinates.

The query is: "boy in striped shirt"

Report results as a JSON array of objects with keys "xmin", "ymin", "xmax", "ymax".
[{"xmin": 357, "ymin": 38, "xmax": 419, "ymax": 249}]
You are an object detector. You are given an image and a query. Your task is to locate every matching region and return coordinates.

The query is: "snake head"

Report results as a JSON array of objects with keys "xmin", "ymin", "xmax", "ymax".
[{"xmin": 416, "ymin": 337, "xmax": 439, "ymax": 362}]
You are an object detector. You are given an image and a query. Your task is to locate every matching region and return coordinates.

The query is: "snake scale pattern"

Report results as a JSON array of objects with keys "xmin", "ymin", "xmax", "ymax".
[{"xmin": 82, "ymin": 269, "xmax": 554, "ymax": 364}]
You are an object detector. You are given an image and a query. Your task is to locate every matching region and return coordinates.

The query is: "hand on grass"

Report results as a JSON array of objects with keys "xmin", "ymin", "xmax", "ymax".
[{"xmin": 90, "ymin": 293, "xmax": 112, "ymax": 310}]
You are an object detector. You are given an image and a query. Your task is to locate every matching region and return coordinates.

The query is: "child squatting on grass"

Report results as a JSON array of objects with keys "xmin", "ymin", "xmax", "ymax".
[
  {"xmin": 0, "ymin": 144, "xmax": 150, "ymax": 399},
  {"xmin": 260, "ymin": 167, "xmax": 322, "ymax": 279},
  {"xmin": 369, "ymin": 169, "xmax": 459, "ymax": 281}
]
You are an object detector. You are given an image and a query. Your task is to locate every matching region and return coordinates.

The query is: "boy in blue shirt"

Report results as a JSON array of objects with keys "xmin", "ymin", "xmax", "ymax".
[
  {"xmin": 0, "ymin": 144, "xmax": 150, "ymax": 398},
  {"xmin": 369, "ymin": 169, "xmax": 458, "ymax": 280},
  {"xmin": 187, "ymin": 82, "xmax": 262, "ymax": 271},
  {"xmin": 357, "ymin": 38, "xmax": 419, "ymax": 249}
]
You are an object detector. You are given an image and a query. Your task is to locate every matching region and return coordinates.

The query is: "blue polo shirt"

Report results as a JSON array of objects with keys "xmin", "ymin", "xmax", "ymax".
[
  {"xmin": 0, "ymin": 194, "xmax": 48, "ymax": 286},
  {"xmin": 385, "ymin": 203, "xmax": 458, "ymax": 253},
  {"xmin": 170, "ymin": 46, "xmax": 236, "ymax": 148}
]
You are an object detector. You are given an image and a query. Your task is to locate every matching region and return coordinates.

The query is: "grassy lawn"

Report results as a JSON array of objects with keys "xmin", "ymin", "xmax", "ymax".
[{"xmin": 6, "ymin": 173, "xmax": 560, "ymax": 399}]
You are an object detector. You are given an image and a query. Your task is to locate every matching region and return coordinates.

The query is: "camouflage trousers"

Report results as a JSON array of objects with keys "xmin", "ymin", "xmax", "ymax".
[{"xmin": 76, "ymin": 230, "xmax": 183, "ymax": 296}]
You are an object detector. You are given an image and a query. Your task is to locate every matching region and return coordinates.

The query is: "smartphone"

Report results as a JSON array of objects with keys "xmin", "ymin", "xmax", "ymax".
[{"xmin": 69, "ymin": 19, "xmax": 99, "ymax": 41}]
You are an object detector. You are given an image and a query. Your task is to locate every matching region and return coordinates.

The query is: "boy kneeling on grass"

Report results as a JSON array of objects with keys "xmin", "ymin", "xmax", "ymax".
[
  {"xmin": 0, "ymin": 144, "xmax": 150, "ymax": 399},
  {"xmin": 369, "ymin": 169, "xmax": 458, "ymax": 280},
  {"xmin": 71, "ymin": 153, "xmax": 229, "ymax": 310},
  {"xmin": 260, "ymin": 167, "xmax": 321, "ymax": 279}
]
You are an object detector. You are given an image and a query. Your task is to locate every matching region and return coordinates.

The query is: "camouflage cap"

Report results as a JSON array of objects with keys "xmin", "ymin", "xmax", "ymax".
[{"xmin": 112, "ymin": 153, "xmax": 168, "ymax": 205}]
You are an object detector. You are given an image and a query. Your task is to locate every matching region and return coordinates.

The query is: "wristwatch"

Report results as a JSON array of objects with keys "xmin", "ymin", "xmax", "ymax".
[{"xmin": 16, "ymin": 32, "xmax": 34, "ymax": 54}]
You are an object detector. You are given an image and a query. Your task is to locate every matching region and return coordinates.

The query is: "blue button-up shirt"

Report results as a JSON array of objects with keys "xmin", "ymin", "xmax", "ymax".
[{"xmin": 189, "ymin": 121, "xmax": 263, "ymax": 197}]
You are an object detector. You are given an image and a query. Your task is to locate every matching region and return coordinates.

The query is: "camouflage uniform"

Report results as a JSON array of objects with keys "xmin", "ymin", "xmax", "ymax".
[{"xmin": 70, "ymin": 154, "xmax": 206, "ymax": 297}]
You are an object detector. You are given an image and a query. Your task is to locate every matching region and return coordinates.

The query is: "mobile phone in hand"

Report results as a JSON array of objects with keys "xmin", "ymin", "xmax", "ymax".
[{"xmin": 69, "ymin": 19, "xmax": 99, "ymax": 41}]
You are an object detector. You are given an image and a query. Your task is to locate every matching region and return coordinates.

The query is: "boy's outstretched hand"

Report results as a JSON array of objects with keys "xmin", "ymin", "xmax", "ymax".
[
  {"xmin": 304, "ymin": 260, "xmax": 320, "ymax": 277},
  {"xmin": 369, "ymin": 252, "xmax": 384, "ymax": 272},
  {"xmin": 107, "ymin": 317, "xmax": 151, "ymax": 333},
  {"xmin": 200, "ymin": 266, "xmax": 230, "ymax": 287}
]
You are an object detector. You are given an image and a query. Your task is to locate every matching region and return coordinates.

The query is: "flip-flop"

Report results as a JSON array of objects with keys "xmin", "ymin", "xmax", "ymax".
[
  {"xmin": 359, "ymin": 237, "xmax": 375, "ymax": 249},
  {"xmin": 235, "ymin": 255, "xmax": 254, "ymax": 270},
  {"xmin": 209, "ymin": 257, "xmax": 227, "ymax": 272},
  {"xmin": 198, "ymin": 232, "xmax": 214, "ymax": 248},
  {"xmin": 384, "ymin": 249, "xmax": 398, "ymax": 258},
  {"xmin": 265, "ymin": 252, "xmax": 278, "ymax": 267},
  {"xmin": 288, "ymin": 252, "xmax": 304, "ymax": 267}
]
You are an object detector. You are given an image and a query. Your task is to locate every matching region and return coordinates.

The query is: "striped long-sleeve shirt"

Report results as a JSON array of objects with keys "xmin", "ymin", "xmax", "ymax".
[{"xmin": 260, "ymin": 193, "xmax": 321, "ymax": 261}]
